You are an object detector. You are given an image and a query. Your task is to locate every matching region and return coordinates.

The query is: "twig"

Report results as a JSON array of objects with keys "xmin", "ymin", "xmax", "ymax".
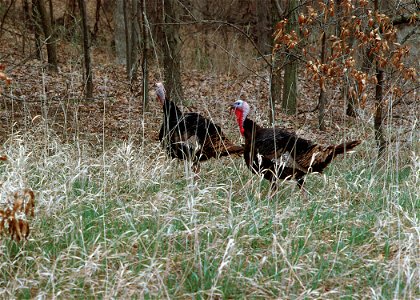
[
  {"xmin": 6, "ymin": 52, "xmax": 38, "ymax": 73},
  {"xmin": 1, "ymin": 93, "xmax": 27, "ymax": 102},
  {"xmin": 153, "ymin": 19, "xmax": 273, "ymax": 68},
  {"xmin": 101, "ymin": 4, "xmax": 114, "ymax": 33},
  {"xmin": 273, "ymin": 0, "xmax": 284, "ymax": 18},
  {"xmin": 392, "ymin": 13, "xmax": 419, "ymax": 25},
  {"xmin": 0, "ymin": 0, "xmax": 16, "ymax": 40},
  {"xmin": 298, "ymin": 103, "xmax": 319, "ymax": 115},
  {"xmin": 390, "ymin": 115, "xmax": 416, "ymax": 123},
  {"xmin": 389, "ymin": 127, "xmax": 418, "ymax": 143},
  {"xmin": 400, "ymin": 26, "xmax": 418, "ymax": 45},
  {"xmin": 391, "ymin": 85, "xmax": 420, "ymax": 108}
]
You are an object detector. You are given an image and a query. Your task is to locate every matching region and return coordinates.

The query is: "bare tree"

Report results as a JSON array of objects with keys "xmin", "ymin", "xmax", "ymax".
[
  {"xmin": 255, "ymin": 1, "xmax": 273, "ymax": 55},
  {"xmin": 162, "ymin": 0, "xmax": 184, "ymax": 103},
  {"xmin": 129, "ymin": 0, "xmax": 140, "ymax": 81},
  {"xmin": 318, "ymin": 31, "xmax": 327, "ymax": 131},
  {"xmin": 114, "ymin": 0, "xmax": 127, "ymax": 65},
  {"xmin": 141, "ymin": 0, "xmax": 150, "ymax": 111},
  {"xmin": 31, "ymin": 0, "xmax": 42, "ymax": 59},
  {"xmin": 48, "ymin": 0, "xmax": 54, "ymax": 26},
  {"xmin": 91, "ymin": 0, "xmax": 102, "ymax": 42},
  {"xmin": 270, "ymin": 0, "xmax": 285, "ymax": 123},
  {"xmin": 21, "ymin": 0, "xmax": 32, "ymax": 54},
  {"xmin": 33, "ymin": 0, "xmax": 58, "ymax": 71},
  {"xmin": 282, "ymin": 0, "xmax": 298, "ymax": 115},
  {"xmin": 0, "ymin": 0, "xmax": 16, "ymax": 40},
  {"xmin": 373, "ymin": 0, "xmax": 385, "ymax": 157},
  {"xmin": 123, "ymin": 0, "xmax": 131, "ymax": 75},
  {"xmin": 78, "ymin": 0, "xmax": 93, "ymax": 99},
  {"xmin": 63, "ymin": 0, "xmax": 77, "ymax": 27}
]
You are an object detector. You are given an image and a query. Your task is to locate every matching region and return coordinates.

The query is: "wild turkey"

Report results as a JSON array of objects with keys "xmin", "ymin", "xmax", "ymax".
[
  {"xmin": 155, "ymin": 82, "xmax": 243, "ymax": 172},
  {"xmin": 230, "ymin": 100, "xmax": 361, "ymax": 189}
]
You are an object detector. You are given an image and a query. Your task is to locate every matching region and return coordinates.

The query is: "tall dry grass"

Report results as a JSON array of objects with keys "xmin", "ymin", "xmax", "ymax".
[{"xmin": 0, "ymin": 116, "xmax": 418, "ymax": 298}]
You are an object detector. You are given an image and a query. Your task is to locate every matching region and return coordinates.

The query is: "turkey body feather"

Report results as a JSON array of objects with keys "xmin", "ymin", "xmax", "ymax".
[
  {"xmin": 232, "ymin": 100, "xmax": 361, "ymax": 189},
  {"xmin": 156, "ymin": 83, "xmax": 243, "ymax": 171}
]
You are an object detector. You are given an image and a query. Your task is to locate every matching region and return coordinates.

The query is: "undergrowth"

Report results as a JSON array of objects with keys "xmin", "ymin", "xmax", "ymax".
[{"xmin": 0, "ymin": 126, "xmax": 418, "ymax": 299}]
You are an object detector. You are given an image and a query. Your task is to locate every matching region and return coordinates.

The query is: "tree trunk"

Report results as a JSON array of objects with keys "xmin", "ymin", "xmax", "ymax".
[
  {"xmin": 269, "ymin": 57, "xmax": 282, "ymax": 123},
  {"xmin": 335, "ymin": 0, "xmax": 357, "ymax": 117},
  {"xmin": 318, "ymin": 31, "xmax": 327, "ymax": 131},
  {"xmin": 141, "ymin": 0, "xmax": 149, "ymax": 111},
  {"xmin": 374, "ymin": 66, "xmax": 385, "ymax": 157},
  {"xmin": 48, "ymin": 0, "xmax": 54, "ymax": 27},
  {"xmin": 129, "ymin": 0, "xmax": 140, "ymax": 81},
  {"xmin": 269, "ymin": 0, "xmax": 285, "ymax": 123},
  {"xmin": 91, "ymin": 0, "xmax": 101, "ymax": 42},
  {"xmin": 22, "ymin": 0, "xmax": 31, "ymax": 54},
  {"xmin": 282, "ymin": 0, "xmax": 298, "ymax": 115},
  {"xmin": 255, "ymin": 1, "xmax": 272, "ymax": 55},
  {"xmin": 114, "ymin": 0, "xmax": 127, "ymax": 65},
  {"xmin": 78, "ymin": 0, "xmax": 93, "ymax": 99},
  {"xmin": 35, "ymin": 0, "xmax": 58, "ymax": 71},
  {"xmin": 123, "ymin": 0, "xmax": 131, "ymax": 76},
  {"xmin": 345, "ymin": 85, "xmax": 357, "ymax": 117},
  {"xmin": 162, "ymin": 0, "xmax": 184, "ymax": 103},
  {"xmin": 63, "ymin": 0, "xmax": 77, "ymax": 27},
  {"xmin": 373, "ymin": 0, "xmax": 385, "ymax": 157},
  {"xmin": 31, "ymin": 0, "xmax": 42, "ymax": 59},
  {"xmin": 0, "ymin": 0, "xmax": 16, "ymax": 40}
]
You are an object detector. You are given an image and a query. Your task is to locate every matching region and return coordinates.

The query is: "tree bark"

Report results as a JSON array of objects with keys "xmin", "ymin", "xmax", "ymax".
[
  {"xmin": 373, "ymin": 0, "xmax": 385, "ymax": 157},
  {"xmin": 282, "ymin": 0, "xmax": 298, "ymax": 115},
  {"xmin": 269, "ymin": 57, "xmax": 282, "ymax": 123},
  {"xmin": 141, "ymin": 0, "xmax": 149, "ymax": 111},
  {"xmin": 78, "ymin": 0, "xmax": 93, "ymax": 99},
  {"xmin": 255, "ymin": 1, "xmax": 272, "ymax": 55},
  {"xmin": 129, "ymin": 0, "xmax": 140, "ymax": 81},
  {"xmin": 318, "ymin": 31, "xmax": 327, "ymax": 131},
  {"xmin": 48, "ymin": 0, "xmax": 54, "ymax": 27},
  {"xmin": 23, "ymin": 0, "xmax": 31, "ymax": 54},
  {"xmin": 31, "ymin": 0, "xmax": 42, "ymax": 59},
  {"xmin": 335, "ymin": 0, "xmax": 357, "ymax": 117},
  {"xmin": 374, "ymin": 66, "xmax": 385, "ymax": 157},
  {"xmin": 63, "ymin": 0, "xmax": 77, "ymax": 27},
  {"xmin": 269, "ymin": 0, "xmax": 285, "ymax": 123},
  {"xmin": 162, "ymin": 0, "xmax": 184, "ymax": 103},
  {"xmin": 0, "ymin": 0, "xmax": 16, "ymax": 40},
  {"xmin": 91, "ymin": 0, "xmax": 101, "ymax": 42},
  {"xmin": 122, "ymin": 0, "xmax": 132, "ymax": 76},
  {"xmin": 35, "ymin": 0, "xmax": 58, "ymax": 71},
  {"xmin": 114, "ymin": 0, "xmax": 127, "ymax": 65}
]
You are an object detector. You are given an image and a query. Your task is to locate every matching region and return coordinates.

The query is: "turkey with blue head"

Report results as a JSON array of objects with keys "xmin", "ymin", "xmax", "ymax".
[{"xmin": 230, "ymin": 99, "xmax": 361, "ymax": 191}]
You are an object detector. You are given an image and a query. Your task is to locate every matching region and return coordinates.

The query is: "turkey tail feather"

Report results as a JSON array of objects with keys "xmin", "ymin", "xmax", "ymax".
[
  {"xmin": 224, "ymin": 144, "xmax": 244, "ymax": 156},
  {"xmin": 302, "ymin": 140, "xmax": 361, "ymax": 173},
  {"xmin": 332, "ymin": 140, "xmax": 361, "ymax": 157},
  {"xmin": 211, "ymin": 138, "xmax": 244, "ymax": 157}
]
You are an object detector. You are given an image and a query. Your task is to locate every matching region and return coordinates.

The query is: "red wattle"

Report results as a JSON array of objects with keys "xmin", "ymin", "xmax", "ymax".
[{"xmin": 235, "ymin": 109, "xmax": 244, "ymax": 136}]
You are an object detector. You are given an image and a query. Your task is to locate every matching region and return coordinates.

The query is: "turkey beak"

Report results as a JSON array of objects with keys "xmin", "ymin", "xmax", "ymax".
[{"xmin": 229, "ymin": 104, "xmax": 235, "ymax": 115}]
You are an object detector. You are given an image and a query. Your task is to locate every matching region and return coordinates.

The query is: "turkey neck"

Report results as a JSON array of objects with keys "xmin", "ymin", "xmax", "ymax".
[
  {"xmin": 242, "ymin": 118, "xmax": 259, "ymax": 143},
  {"xmin": 163, "ymin": 98, "xmax": 182, "ymax": 119},
  {"xmin": 162, "ymin": 98, "xmax": 185, "ymax": 132}
]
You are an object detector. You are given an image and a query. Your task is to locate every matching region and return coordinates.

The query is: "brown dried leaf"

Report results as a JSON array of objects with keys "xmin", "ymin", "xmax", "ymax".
[{"xmin": 24, "ymin": 189, "xmax": 35, "ymax": 217}]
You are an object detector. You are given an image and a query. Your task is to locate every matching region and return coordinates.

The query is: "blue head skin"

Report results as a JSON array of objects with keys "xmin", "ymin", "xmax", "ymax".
[{"xmin": 155, "ymin": 82, "xmax": 166, "ymax": 106}]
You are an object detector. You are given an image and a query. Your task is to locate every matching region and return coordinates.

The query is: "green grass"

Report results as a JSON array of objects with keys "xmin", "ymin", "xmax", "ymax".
[{"xmin": 0, "ymin": 131, "xmax": 418, "ymax": 299}]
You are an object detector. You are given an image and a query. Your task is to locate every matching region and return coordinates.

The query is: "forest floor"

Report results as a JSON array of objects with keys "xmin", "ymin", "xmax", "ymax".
[{"xmin": 1, "ymin": 29, "xmax": 418, "ymax": 150}]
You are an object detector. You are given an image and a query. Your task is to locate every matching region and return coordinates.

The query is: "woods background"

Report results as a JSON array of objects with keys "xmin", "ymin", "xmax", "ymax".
[{"xmin": 0, "ymin": 0, "xmax": 418, "ymax": 152}]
